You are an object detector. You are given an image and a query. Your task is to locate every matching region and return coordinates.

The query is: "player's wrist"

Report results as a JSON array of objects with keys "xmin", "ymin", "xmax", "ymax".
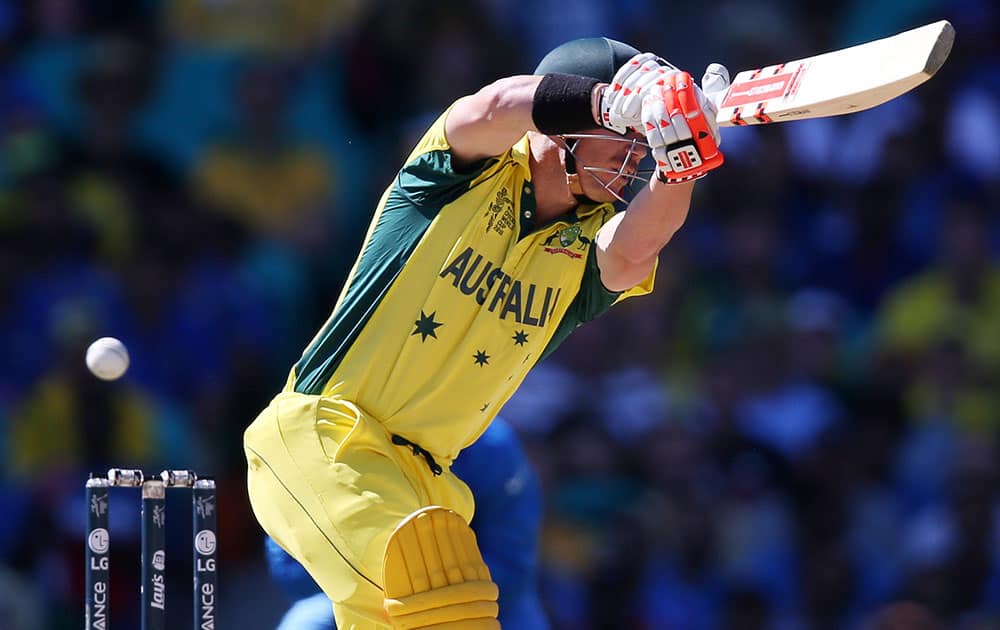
[
  {"xmin": 656, "ymin": 166, "xmax": 711, "ymax": 185},
  {"xmin": 531, "ymin": 73, "xmax": 601, "ymax": 135}
]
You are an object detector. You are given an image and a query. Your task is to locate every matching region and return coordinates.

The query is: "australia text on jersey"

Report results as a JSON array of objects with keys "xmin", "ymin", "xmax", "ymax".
[{"xmin": 439, "ymin": 246, "xmax": 562, "ymax": 328}]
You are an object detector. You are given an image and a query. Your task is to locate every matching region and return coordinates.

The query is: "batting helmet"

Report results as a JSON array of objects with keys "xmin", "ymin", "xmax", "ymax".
[
  {"xmin": 534, "ymin": 37, "xmax": 642, "ymax": 83},
  {"xmin": 533, "ymin": 37, "xmax": 649, "ymax": 204}
]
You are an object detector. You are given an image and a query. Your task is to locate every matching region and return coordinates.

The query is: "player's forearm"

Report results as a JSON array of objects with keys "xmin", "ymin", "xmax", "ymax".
[
  {"xmin": 445, "ymin": 76, "xmax": 544, "ymax": 164},
  {"xmin": 612, "ymin": 179, "xmax": 695, "ymax": 261},
  {"xmin": 445, "ymin": 75, "xmax": 605, "ymax": 164},
  {"xmin": 595, "ymin": 180, "xmax": 695, "ymax": 291}
]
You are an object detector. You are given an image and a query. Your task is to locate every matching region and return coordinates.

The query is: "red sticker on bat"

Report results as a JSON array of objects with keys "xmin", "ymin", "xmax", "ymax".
[{"xmin": 721, "ymin": 73, "xmax": 793, "ymax": 108}]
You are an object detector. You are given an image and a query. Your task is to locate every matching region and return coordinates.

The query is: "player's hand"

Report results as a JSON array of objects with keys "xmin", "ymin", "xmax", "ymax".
[
  {"xmin": 701, "ymin": 62, "xmax": 731, "ymax": 120},
  {"xmin": 599, "ymin": 53, "xmax": 679, "ymax": 134},
  {"xmin": 642, "ymin": 67, "xmax": 728, "ymax": 184}
]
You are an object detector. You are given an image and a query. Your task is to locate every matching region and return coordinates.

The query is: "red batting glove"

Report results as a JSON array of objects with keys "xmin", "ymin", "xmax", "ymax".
[{"xmin": 641, "ymin": 71, "xmax": 724, "ymax": 184}]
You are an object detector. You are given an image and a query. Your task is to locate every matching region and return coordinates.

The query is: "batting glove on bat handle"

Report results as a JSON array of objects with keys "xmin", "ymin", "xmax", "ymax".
[
  {"xmin": 599, "ymin": 52, "xmax": 679, "ymax": 134},
  {"xmin": 642, "ymin": 71, "xmax": 725, "ymax": 184}
]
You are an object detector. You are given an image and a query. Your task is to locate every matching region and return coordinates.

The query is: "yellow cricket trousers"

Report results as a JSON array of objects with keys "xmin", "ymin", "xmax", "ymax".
[{"xmin": 244, "ymin": 391, "xmax": 476, "ymax": 629}]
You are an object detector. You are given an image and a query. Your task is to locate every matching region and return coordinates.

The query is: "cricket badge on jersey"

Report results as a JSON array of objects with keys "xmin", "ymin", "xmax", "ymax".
[
  {"xmin": 542, "ymin": 224, "xmax": 592, "ymax": 259},
  {"xmin": 484, "ymin": 187, "xmax": 515, "ymax": 236}
]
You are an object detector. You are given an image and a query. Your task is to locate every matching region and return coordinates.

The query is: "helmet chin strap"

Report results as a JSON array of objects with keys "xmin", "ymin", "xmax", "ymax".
[{"xmin": 562, "ymin": 139, "xmax": 598, "ymax": 204}]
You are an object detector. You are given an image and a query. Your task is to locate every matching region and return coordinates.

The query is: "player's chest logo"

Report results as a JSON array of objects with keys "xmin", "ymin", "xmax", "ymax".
[
  {"xmin": 542, "ymin": 224, "xmax": 591, "ymax": 259},
  {"xmin": 485, "ymin": 187, "xmax": 515, "ymax": 236}
]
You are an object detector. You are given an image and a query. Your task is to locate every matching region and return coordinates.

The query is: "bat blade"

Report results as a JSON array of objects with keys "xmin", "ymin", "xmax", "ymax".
[{"xmin": 714, "ymin": 20, "xmax": 955, "ymax": 127}]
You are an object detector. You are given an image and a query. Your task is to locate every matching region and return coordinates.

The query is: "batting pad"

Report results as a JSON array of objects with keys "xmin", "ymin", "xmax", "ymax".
[{"xmin": 382, "ymin": 506, "xmax": 500, "ymax": 629}]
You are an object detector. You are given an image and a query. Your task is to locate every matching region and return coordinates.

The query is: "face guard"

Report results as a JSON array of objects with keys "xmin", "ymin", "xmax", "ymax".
[{"xmin": 558, "ymin": 133, "xmax": 655, "ymax": 205}]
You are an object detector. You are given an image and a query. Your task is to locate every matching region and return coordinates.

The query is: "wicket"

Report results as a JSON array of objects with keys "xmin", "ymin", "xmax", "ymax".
[{"xmin": 85, "ymin": 468, "xmax": 218, "ymax": 629}]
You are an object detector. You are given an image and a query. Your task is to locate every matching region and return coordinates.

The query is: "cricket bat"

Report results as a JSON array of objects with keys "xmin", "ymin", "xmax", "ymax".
[{"xmin": 713, "ymin": 20, "xmax": 955, "ymax": 127}]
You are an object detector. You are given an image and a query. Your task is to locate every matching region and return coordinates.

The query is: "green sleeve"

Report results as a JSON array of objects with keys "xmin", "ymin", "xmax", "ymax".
[
  {"xmin": 396, "ymin": 149, "xmax": 497, "ymax": 209},
  {"xmin": 539, "ymin": 247, "xmax": 622, "ymax": 360}
]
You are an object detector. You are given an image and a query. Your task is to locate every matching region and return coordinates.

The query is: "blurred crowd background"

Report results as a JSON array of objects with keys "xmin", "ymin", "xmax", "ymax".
[{"xmin": 0, "ymin": 0, "xmax": 998, "ymax": 628}]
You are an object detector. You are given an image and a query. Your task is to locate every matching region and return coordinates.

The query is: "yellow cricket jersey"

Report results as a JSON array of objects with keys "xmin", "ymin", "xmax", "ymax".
[{"xmin": 290, "ymin": 105, "xmax": 654, "ymax": 460}]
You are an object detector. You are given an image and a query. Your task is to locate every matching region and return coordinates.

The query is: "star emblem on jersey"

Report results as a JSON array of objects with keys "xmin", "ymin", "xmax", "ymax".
[
  {"xmin": 412, "ymin": 310, "xmax": 443, "ymax": 342},
  {"xmin": 512, "ymin": 330, "xmax": 528, "ymax": 346},
  {"xmin": 473, "ymin": 350, "xmax": 490, "ymax": 366}
]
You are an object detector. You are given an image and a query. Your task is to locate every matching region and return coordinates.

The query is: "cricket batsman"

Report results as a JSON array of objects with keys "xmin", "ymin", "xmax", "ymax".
[{"xmin": 244, "ymin": 35, "xmax": 728, "ymax": 628}]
